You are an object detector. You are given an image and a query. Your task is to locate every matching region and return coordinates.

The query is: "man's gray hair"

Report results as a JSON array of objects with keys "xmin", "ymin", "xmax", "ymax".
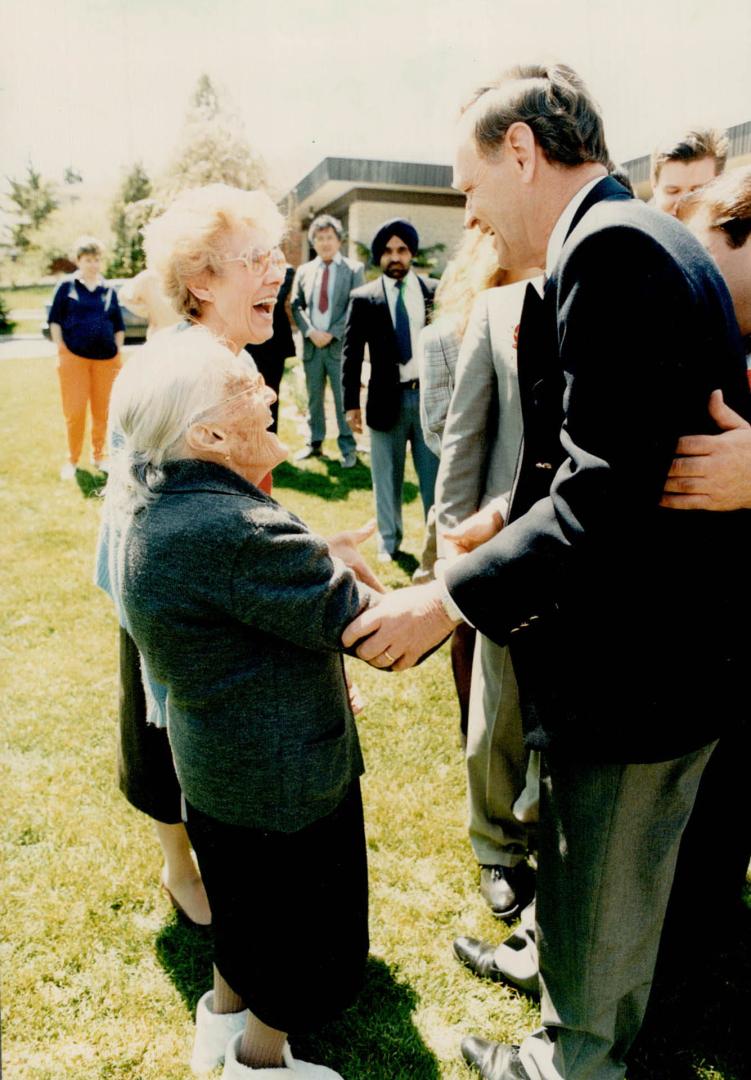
[
  {"xmin": 308, "ymin": 214, "xmax": 343, "ymax": 245},
  {"xmin": 462, "ymin": 62, "xmax": 611, "ymax": 168}
]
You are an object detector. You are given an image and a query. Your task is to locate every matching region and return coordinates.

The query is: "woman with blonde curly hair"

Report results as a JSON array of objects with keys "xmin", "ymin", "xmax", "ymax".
[{"xmin": 97, "ymin": 185, "xmax": 289, "ymax": 933}]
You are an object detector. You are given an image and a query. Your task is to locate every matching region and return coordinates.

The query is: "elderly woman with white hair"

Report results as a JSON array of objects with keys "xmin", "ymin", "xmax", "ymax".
[
  {"xmin": 97, "ymin": 185, "xmax": 289, "ymax": 929},
  {"xmin": 105, "ymin": 325, "xmax": 376, "ymax": 1079}
]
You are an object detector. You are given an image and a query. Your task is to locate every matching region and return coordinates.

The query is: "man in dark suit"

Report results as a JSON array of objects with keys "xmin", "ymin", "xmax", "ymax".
[
  {"xmin": 343, "ymin": 64, "xmax": 750, "ymax": 1079},
  {"xmin": 291, "ymin": 214, "xmax": 364, "ymax": 467},
  {"xmin": 342, "ymin": 218, "xmax": 439, "ymax": 561},
  {"xmin": 246, "ymin": 262, "xmax": 295, "ymax": 433}
]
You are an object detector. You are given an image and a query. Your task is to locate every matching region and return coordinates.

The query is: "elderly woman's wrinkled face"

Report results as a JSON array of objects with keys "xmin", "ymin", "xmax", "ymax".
[
  {"xmin": 218, "ymin": 370, "xmax": 288, "ymax": 481},
  {"xmin": 203, "ymin": 225, "xmax": 285, "ymax": 349}
]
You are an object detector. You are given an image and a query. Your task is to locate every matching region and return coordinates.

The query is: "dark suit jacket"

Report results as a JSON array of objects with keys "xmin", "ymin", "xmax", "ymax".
[
  {"xmin": 446, "ymin": 176, "xmax": 751, "ymax": 764},
  {"xmin": 342, "ymin": 273, "xmax": 438, "ymax": 431},
  {"xmin": 246, "ymin": 265, "xmax": 295, "ymax": 430},
  {"xmin": 248, "ymin": 264, "xmax": 295, "ymax": 370},
  {"xmin": 291, "ymin": 255, "xmax": 364, "ymax": 360}
]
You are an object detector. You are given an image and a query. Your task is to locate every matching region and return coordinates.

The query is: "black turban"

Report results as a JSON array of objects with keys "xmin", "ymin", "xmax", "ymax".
[{"xmin": 371, "ymin": 218, "xmax": 419, "ymax": 265}]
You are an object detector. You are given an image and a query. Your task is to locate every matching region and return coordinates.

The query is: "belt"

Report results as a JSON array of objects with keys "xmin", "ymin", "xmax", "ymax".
[{"xmin": 400, "ymin": 378, "xmax": 420, "ymax": 391}]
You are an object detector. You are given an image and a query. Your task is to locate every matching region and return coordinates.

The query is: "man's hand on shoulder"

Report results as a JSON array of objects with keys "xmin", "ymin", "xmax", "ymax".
[
  {"xmin": 661, "ymin": 389, "xmax": 751, "ymax": 511},
  {"xmin": 341, "ymin": 580, "xmax": 459, "ymax": 670}
]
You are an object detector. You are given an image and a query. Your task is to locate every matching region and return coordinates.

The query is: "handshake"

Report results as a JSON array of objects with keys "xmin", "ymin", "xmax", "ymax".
[{"xmin": 330, "ymin": 503, "xmax": 504, "ymax": 671}]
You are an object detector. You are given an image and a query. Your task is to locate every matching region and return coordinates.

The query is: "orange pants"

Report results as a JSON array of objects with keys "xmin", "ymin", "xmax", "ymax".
[{"xmin": 56, "ymin": 345, "xmax": 122, "ymax": 463}]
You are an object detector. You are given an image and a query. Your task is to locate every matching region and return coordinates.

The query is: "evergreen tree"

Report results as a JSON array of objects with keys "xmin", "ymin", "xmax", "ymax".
[
  {"xmin": 108, "ymin": 163, "xmax": 152, "ymax": 277},
  {"xmin": 5, "ymin": 163, "xmax": 58, "ymax": 250},
  {"xmin": 159, "ymin": 75, "xmax": 267, "ymax": 199},
  {"xmin": 0, "ymin": 294, "xmax": 16, "ymax": 335}
]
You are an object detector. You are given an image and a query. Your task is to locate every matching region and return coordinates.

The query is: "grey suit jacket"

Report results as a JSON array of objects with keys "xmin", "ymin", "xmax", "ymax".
[
  {"xmin": 435, "ymin": 282, "xmax": 529, "ymax": 551},
  {"xmin": 417, "ymin": 319, "xmax": 461, "ymax": 457},
  {"xmin": 292, "ymin": 255, "xmax": 364, "ymax": 359},
  {"xmin": 119, "ymin": 459, "xmax": 370, "ymax": 832}
]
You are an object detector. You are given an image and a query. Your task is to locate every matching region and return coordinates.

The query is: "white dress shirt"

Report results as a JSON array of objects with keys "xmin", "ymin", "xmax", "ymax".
[
  {"xmin": 309, "ymin": 251, "xmax": 343, "ymax": 333},
  {"xmin": 382, "ymin": 270, "xmax": 425, "ymax": 381}
]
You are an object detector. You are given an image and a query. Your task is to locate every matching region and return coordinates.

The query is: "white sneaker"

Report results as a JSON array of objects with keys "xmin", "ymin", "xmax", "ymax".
[
  {"xmin": 376, "ymin": 551, "xmax": 393, "ymax": 564},
  {"xmin": 221, "ymin": 1033, "xmax": 343, "ymax": 1078},
  {"xmin": 92, "ymin": 458, "xmax": 110, "ymax": 473},
  {"xmin": 59, "ymin": 462, "xmax": 77, "ymax": 480},
  {"xmin": 190, "ymin": 991, "xmax": 248, "ymax": 1074}
]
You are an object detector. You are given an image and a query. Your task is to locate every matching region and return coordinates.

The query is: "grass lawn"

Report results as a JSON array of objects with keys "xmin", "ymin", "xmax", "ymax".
[
  {"xmin": 1, "ymin": 352, "xmax": 748, "ymax": 1079},
  {"xmin": 0, "ymin": 284, "xmax": 52, "ymax": 336},
  {"xmin": 0, "ymin": 284, "xmax": 54, "ymax": 308},
  {"xmin": 3, "ymin": 319, "xmax": 42, "ymax": 336}
]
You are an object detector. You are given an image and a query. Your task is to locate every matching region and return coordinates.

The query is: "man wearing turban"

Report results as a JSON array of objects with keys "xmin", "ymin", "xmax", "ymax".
[{"xmin": 342, "ymin": 218, "xmax": 440, "ymax": 562}]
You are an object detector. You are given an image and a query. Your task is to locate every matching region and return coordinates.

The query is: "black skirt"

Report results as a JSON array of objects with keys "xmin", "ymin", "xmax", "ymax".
[
  {"xmin": 184, "ymin": 780, "xmax": 369, "ymax": 1032},
  {"xmin": 117, "ymin": 627, "xmax": 183, "ymax": 824}
]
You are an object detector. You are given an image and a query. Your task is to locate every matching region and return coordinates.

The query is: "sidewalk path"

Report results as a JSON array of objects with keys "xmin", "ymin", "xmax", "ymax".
[
  {"xmin": 0, "ymin": 337, "xmax": 144, "ymax": 362},
  {"xmin": 0, "ymin": 336, "xmax": 56, "ymax": 360}
]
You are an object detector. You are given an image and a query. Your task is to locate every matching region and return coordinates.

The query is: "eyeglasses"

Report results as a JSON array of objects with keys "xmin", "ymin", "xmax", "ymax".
[
  {"xmin": 221, "ymin": 246, "xmax": 286, "ymax": 275},
  {"xmin": 187, "ymin": 375, "xmax": 268, "ymax": 426}
]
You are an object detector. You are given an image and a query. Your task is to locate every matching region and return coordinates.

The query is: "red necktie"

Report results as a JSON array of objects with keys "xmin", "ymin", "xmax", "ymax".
[{"xmin": 319, "ymin": 263, "xmax": 330, "ymax": 314}]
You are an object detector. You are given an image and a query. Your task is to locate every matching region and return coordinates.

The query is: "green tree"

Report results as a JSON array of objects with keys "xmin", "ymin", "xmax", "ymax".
[
  {"xmin": 5, "ymin": 163, "xmax": 58, "ymax": 250},
  {"xmin": 108, "ymin": 162, "xmax": 153, "ymax": 277},
  {"xmin": 159, "ymin": 75, "xmax": 267, "ymax": 199},
  {"xmin": 0, "ymin": 294, "xmax": 16, "ymax": 335}
]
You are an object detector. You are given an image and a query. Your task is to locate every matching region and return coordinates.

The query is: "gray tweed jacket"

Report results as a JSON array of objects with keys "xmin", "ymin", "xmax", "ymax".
[{"xmin": 119, "ymin": 459, "xmax": 369, "ymax": 832}]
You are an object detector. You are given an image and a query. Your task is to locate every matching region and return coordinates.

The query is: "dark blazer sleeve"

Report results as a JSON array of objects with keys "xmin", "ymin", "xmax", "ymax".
[
  {"xmin": 291, "ymin": 263, "xmax": 312, "ymax": 337},
  {"xmin": 446, "ymin": 223, "xmax": 747, "ymax": 642},
  {"xmin": 342, "ymin": 292, "xmax": 368, "ymax": 412}
]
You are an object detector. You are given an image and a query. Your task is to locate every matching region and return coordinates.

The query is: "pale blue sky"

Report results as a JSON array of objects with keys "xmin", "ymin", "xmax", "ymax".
[{"xmin": 3, "ymin": 0, "xmax": 750, "ymax": 195}]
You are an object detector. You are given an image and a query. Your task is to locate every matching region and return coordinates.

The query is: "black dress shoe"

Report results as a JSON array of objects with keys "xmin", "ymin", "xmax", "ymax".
[
  {"xmin": 480, "ymin": 861, "xmax": 535, "ymax": 919},
  {"xmin": 453, "ymin": 934, "xmax": 539, "ymax": 995},
  {"xmin": 461, "ymin": 1036, "xmax": 530, "ymax": 1079},
  {"xmin": 453, "ymin": 936, "xmax": 508, "ymax": 981}
]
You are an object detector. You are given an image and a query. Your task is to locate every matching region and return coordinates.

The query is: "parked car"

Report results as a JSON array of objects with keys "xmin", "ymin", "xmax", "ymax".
[{"xmin": 42, "ymin": 278, "xmax": 148, "ymax": 343}]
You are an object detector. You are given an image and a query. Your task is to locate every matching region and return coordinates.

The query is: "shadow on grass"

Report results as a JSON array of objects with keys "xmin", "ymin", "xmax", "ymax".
[
  {"xmin": 273, "ymin": 457, "xmax": 420, "ymax": 508},
  {"xmin": 75, "ymin": 467, "xmax": 107, "ymax": 499},
  {"xmin": 293, "ymin": 957, "xmax": 441, "ymax": 1080},
  {"xmin": 154, "ymin": 928, "xmax": 440, "ymax": 1080},
  {"xmin": 155, "ymin": 915, "xmax": 214, "ymax": 1013},
  {"xmin": 628, "ymin": 904, "xmax": 751, "ymax": 1080}
]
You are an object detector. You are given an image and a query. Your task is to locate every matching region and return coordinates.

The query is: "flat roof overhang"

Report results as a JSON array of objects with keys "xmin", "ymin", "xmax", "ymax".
[{"xmin": 285, "ymin": 157, "xmax": 460, "ymax": 221}]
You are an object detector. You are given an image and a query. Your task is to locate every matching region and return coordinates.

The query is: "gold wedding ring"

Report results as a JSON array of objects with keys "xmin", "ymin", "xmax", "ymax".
[{"xmin": 383, "ymin": 650, "xmax": 396, "ymax": 665}]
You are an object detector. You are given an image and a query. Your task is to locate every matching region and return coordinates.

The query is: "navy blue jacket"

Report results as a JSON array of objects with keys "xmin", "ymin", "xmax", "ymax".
[
  {"xmin": 49, "ymin": 276, "xmax": 124, "ymax": 359},
  {"xmin": 446, "ymin": 177, "xmax": 751, "ymax": 763}
]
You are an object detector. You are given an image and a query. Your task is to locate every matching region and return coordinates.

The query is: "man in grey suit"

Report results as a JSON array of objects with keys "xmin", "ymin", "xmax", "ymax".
[
  {"xmin": 436, "ymin": 280, "xmax": 536, "ymax": 920},
  {"xmin": 292, "ymin": 214, "xmax": 364, "ymax": 467}
]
